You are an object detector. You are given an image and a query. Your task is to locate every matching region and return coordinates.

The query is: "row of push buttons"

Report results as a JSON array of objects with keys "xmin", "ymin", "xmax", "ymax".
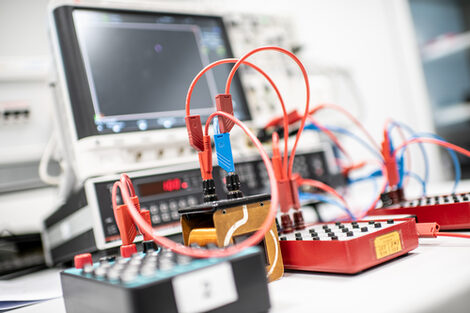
[
  {"xmin": 280, "ymin": 220, "xmax": 397, "ymax": 241},
  {"xmin": 79, "ymin": 250, "xmax": 192, "ymax": 284},
  {"xmin": 404, "ymin": 193, "xmax": 470, "ymax": 207},
  {"xmin": 143, "ymin": 195, "xmax": 199, "ymax": 225}
]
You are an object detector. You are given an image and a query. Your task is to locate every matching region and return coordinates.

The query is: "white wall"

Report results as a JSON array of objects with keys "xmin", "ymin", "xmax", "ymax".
[
  {"xmin": 289, "ymin": 0, "xmax": 441, "ymax": 181},
  {"xmin": 0, "ymin": 0, "xmax": 50, "ymax": 57},
  {"xmin": 200, "ymin": 0, "xmax": 441, "ymax": 182}
]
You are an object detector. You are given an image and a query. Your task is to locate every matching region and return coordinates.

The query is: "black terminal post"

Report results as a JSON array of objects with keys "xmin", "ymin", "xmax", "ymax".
[
  {"xmin": 226, "ymin": 173, "xmax": 244, "ymax": 199},
  {"xmin": 142, "ymin": 240, "xmax": 158, "ymax": 253},
  {"xmin": 202, "ymin": 179, "xmax": 218, "ymax": 202}
]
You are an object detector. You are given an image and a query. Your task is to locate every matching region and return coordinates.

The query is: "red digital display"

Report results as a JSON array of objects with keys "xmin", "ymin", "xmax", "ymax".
[
  {"xmin": 138, "ymin": 178, "xmax": 188, "ymax": 197},
  {"xmin": 163, "ymin": 178, "xmax": 181, "ymax": 192}
]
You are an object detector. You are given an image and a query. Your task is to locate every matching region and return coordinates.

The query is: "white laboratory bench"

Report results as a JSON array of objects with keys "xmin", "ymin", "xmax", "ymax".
[
  {"xmin": 6, "ymin": 180, "xmax": 470, "ymax": 313},
  {"xmin": 9, "ymin": 234, "xmax": 470, "ymax": 313}
]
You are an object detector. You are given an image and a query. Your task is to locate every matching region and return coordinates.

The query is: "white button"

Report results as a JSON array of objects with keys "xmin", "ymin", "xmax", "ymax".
[
  {"xmin": 151, "ymin": 215, "xmax": 161, "ymax": 224},
  {"xmin": 169, "ymin": 201, "xmax": 178, "ymax": 210},
  {"xmin": 178, "ymin": 199, "xmax": 187, "ymax": 208},
  {"xmin": 162, "ymin": 213, "xmax": 171, "ymax": 222},
  {"xmin": 160, "ymin": 203, "xmax": 169, "ymax": 212},
  {"xmin": 188, "ymin": 196, "xmax": 197, "ymax": 206}
]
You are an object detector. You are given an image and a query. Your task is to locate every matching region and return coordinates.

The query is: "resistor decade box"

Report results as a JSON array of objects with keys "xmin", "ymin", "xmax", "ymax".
[
  {"xmin": 279, "ymin": 218, "xmax": 419, "ymax": 274},
  {"xmin": 370, "ymin": 192, "xmax": 470, "ymax": 230}
]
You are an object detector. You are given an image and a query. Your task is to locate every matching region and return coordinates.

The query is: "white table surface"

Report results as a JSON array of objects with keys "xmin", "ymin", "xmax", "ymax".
[
  {"xmin": 7, "ymin": 180, "xmax": 470, "ymax": 312},
  {"xmin": 9, "ymin": 234, "xmax": 470, "ymax": 313}
]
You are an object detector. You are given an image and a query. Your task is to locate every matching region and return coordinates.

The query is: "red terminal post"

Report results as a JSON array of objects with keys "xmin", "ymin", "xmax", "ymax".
[
  {"xmin": 120, "ymin": 244, "xmax": 138, "ymax": 258},
  {"xmin": 74, "ymin": 253, "xmax": 93, "ymax": 269},
  {"xmin": 280, "ymin": 214, "xmax": 294, "ymax": 234},
  {"xmin": 416, "ymin": 222, "xmax": 440, "ymax": 238},
  {"xmin": 382, "ymin": 130, "xmax": 400, "ymax": 188},
  {"xmin": 215, "ymin": 94, "xmax": 235, "ymax": 133},
  {"xmin": 292, "ymin": 209, "xmax": 305, "ymax": 231},
  {"xmin": 278, "ymin": 178, "xmax": 304, "ymax": 231},
  {"xmin": 185, "ymin": 115, "xmax": 204, "ymax": 151}
]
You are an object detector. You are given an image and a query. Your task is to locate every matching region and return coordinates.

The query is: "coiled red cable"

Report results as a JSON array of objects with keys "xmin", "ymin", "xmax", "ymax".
[{"xmin": 113, "ymin": 112, "xmax": 279, "ymax": 258}]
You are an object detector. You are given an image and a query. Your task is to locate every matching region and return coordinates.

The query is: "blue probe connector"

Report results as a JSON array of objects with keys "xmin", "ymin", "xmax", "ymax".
[{"xmin": 214, "ymin": 132, "xmax": 235, "ymax": 173}]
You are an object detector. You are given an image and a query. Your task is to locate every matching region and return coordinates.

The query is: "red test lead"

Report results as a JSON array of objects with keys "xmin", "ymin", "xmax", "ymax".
[
  {"xmin": 215, "ymin": 94, "xmax": 235, "ymax": 133},
  {"xmin": 271, "ymin": 133, "xmax": 284, "ymax": 181},
  {"xmin": 197, "ymin": 135, "xmax": 213, "ymax": 180},
  {"xmin": 271, "ymin": 132, "xmax": 303, "ymax": 232},
  {"xmin": 112, "ymin": 179, "xmax": 154, "ymax": 258},
  {"xmin": 265, "ymin": 109, "xmax": 302, "ymax": 129},
  {"xmin": 416, "ymin": 222, "xmax": 440, "ymax": 238},
  {"xmin": 185, "ymin": 115, "xmax": 204, "ymax": 152},
  {"xmin": 382, "ymin": 129, "xmax": 400, "ymax": 188}
]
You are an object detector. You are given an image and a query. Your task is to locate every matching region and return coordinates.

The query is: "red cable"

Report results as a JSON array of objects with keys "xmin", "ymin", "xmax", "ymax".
[
  {"xmin": 121, "ymin": 173, "xmax": 135, "ymax": 197},
  {"xmin": 384, "ymin": 119, "xmax": 411, "ymax": 186},
  {"xmin": 185, "ymin": 58, "xmax": 290, "ymax": 175},
  {"xmin": 436, "ymin": 233, "xmax": 470, "ymax": 239},
  {"xmin": 114, "ymin": 112, "xmax": 279, "ymax": 258},
  {"xmin": 393, "ymin": 137, "xmax": 470, "ymax": 159},
  {"xmin": 307, "ymin": 115, "xmax": 354, "ymax": 166},
  {"xmin": 272, "ymin": 132, "xmax": 285, "ymax": 180},
  {"xmin": 224, "ymin": 46, "xmax": 310, "ymax": 179},
  {"xmin": 111, "ymin": 181, "xmax": 122, "ymax": 221},
  {"xmin": 298, "ymin": 178, "xmax": 351, "ymax": 210},
  {"xmin": 327, "ymin": 160, "xmax": 388, "ymax": 221},
  {"xmin": 310, "ymin": 103, "xmax": 381, "ymax": 154}
]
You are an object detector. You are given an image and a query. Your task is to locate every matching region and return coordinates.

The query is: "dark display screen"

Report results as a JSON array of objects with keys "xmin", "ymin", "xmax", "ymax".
[
  {"xmin": 138, "ymin": 178, "xmax": 188, "ymax": 197},
  {"xmin": 64, "ymin": 8, "xmax": 250, "ymax": 137}
]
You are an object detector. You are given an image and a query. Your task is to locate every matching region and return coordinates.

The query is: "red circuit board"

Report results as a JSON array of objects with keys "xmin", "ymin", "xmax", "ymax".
[
  {"xmin": 279, "ymin": 218, "xmax": 418, "ymax": 274},
  {"xmin": 370, "ymin": 193, "xmax": 470, "ymax": 230}
]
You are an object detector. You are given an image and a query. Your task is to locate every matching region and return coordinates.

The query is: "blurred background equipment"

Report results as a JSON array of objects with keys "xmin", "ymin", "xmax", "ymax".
[
  {"xmin": 0, "ymin": 231, "xmax": 45, "ymax": 279},
  {"xmin": 408, "ymin": 0, "xmax": 470, "ymax": 177}
]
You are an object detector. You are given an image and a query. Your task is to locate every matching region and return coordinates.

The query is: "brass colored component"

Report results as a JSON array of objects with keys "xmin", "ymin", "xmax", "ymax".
[
  {"xmin": 188, "ymin": 228, "xmax": 218, "ymax": 247},
  {"xmin": 180, "ymin": 195, "xmax": 283, "ymax": 282}
]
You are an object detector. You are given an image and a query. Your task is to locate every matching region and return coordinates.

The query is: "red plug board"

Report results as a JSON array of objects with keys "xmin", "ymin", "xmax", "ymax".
[
  {"xmin": 279, "ymin": 218, "xmax": 418, "ymax": 274},
  {"xmin": 370, "ymin": 193, "xmax": 470, "ymax": 230}
]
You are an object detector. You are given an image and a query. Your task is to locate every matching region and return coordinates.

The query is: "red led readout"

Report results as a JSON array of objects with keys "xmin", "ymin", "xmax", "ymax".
[
  {"xmin": 138, "ymin": 178, "xmax": 189, "ymax": 197},
  {"xmin": 162, "ymin": 178, "xmax": 181, "ymax": 192}
]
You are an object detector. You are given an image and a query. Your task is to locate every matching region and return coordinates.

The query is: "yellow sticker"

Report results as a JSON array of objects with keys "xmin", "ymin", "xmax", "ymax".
[{"xmin": 374, "ymin": 231, "xmax": 402, "ymax": 259}]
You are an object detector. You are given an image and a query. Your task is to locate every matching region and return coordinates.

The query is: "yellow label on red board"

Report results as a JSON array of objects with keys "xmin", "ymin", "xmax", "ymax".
[{"xmin": 374, "ymin": 231, "xmax": 402, "ymax": 259}]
